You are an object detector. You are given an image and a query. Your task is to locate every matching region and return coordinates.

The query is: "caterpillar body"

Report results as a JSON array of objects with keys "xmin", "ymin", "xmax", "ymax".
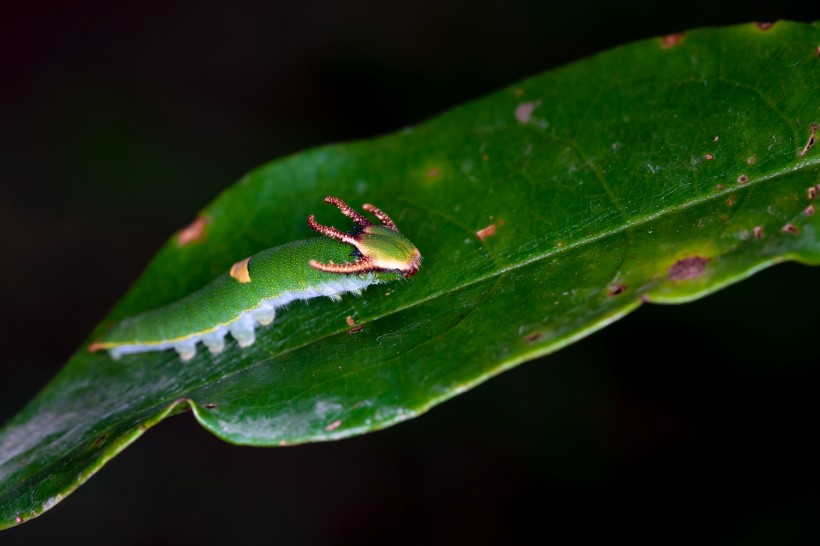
[{"xmin": 89, "ymin": 196, "xmax": 421, "ymax": 361}]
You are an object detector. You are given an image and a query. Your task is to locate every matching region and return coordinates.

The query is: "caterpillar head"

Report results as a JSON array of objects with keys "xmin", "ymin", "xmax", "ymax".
[{"xmin": 307, "ymin": 196, "xmax": 422, "ymax": 277}]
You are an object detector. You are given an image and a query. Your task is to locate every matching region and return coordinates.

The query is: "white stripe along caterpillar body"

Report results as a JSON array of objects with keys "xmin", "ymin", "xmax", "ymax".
[{"xmin": 89, "ymin": 196, "xmax": 421, "ymax": 361}]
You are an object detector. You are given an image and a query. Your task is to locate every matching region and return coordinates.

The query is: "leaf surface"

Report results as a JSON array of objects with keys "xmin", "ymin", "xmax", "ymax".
[{"xmin": 2, "ymin": 21, "xmax": 820, "ymax": 528}]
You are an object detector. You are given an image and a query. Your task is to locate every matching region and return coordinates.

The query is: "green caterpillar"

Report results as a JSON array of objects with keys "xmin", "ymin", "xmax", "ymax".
[{"xmin": 90, "ymin": 196, "xmax": 421, "ymax": 361}]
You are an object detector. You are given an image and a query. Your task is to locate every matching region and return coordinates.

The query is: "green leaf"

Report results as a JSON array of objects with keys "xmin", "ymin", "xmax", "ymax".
[{"xmin": 2, "ymin": 20, "xmax": 820, "ymax": 528}]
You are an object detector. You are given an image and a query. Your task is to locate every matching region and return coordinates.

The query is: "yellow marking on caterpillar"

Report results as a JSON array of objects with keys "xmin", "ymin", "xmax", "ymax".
[{"xmin": 230, "ymin": 257, "xmax": 252, "ymax": 284}]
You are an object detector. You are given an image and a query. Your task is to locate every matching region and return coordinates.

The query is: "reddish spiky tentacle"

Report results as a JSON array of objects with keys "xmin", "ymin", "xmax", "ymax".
[
  {"xmin": 307, "ymin": 215, "xmax": 362, "ymax": 248},
  {"xmin": 308, "ymin": 258, "xmax": 376, "ymax": 275},
  {"xmin": 324, "ymin": 196, "xmax": 372, "ymax": 228},
  {"xmin": 362, "ymin": 203, "xmax": 398, "ymax": 231}
]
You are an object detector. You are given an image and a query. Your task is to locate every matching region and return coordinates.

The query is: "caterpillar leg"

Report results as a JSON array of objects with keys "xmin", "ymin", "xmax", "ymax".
[
  {"xmin": 229, "ymin": 314, "xmax": 257, "ymax": 348},
  {"xmin": 174, "ymin": 339, "xmax": 198, "ymax": 361},
  {"xmin": 202, "ymin": 327, "xmax": 229, "ymax": 354},
  {"xmin": 250, "ymin": 303, "xmax": 276, "ymax": 326}
]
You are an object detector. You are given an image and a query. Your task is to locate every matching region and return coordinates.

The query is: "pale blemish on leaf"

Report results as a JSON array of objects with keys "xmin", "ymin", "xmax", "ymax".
[
  {"xmin": 346, "ymin": 315, "xmax": 363, "ymax": 334},
  {"xmin": 799, "ymin": 123, "xmax": 817, "ymax": 157},
  {"xmin": 42, "ymin": 494, "xmax": 63, "ymax": 511},
  {"xmin": 524, "ymin": 332, "xmax": 544, "ymax": 343},
  {"xmin": 753, "ymin": 226, "xmax": 764, "ymax": 239},
  {"xmin": 515, "ymin": 101, "xmax": 539, "ymax": 123},
  {"xmin": 177, "ymin": 215, "xmax": 209, "ymax": 246},
  {"xmin": 668, "ymin": 256, "xmax": 710, "ymax": 281},
  {"xmin": 476, "ymin": 224, "xmax": 497, "ymax": 241},
  {"xmin": 661, "ymin": 33, "xmax": 685, "ymax": 48},
  {"xmin": 325, "ymin": 420, "xmax": 342, "ymax": 432},
  {"xmin": 607, "ymin": 284, "xmax": 628, "ymax": 296}
]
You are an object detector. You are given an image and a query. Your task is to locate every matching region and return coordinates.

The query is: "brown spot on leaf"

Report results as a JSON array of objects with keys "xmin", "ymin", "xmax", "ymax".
[
  {"xmin": 668, "ymin": 256, "xmax": 710, "ymax": 281},
  {"xmin": 805, "ymin": 204, "xmax": 815, "ymax": 216},
  {"xmin": 94, "ymin": 434, "xmax": 108, "ymax": 446},
  {"xmin": 427, "ymin": 168, "xmax": 439, "ymax": 178},
  {"xmin": 476, "ymin": 224, "xmax": 497, "ymax": 241},
  {"xmin": 16, "ymin": 516, "xmax": 23, "ymax": 524},
  {"xmin": 753, "ymin": 226, "xmax": 764, "ymax": 239},
  {"xmin": 204, "ymin": 403, "xmax": 217, "ymax": 409},
  {"xmin": 661, "ymin": 33, "xmax": 685, "ymax": 48},
  {"xmin": 482, "ymin": 154, "xmax": 490, "ymax": 161},
  {"xmin": 716, "ymin": 184, "xmax": 724, "ymax": 190},
  {"xmin": 756, "ymin": 22, "xmax": 774, "ymax": 30},
  {"xmin": 278, "ymin": 440, "xmax": 289, "ymax": 446},
  {"xmin": 88, "ymin": 341, "xmax": 106, "ymax": 353},
  {"xmin": 704, "ymin": 153, "xmax": 714, "ymax": 160},
  {"xmin": 747, "ymin": 156, "xmax": 757, "ymax": 165},
  {"xmin": 514, "ymin": 88, "xmax": 524, "ymax": 97},
  {"xmin": 177, "ymin": 215, "xmax": 209, "ymax": 247},
  {"xmin": 737, "ymin": 175, "xmax": 749, "ymax": 184},
  {"xmin": 799, "ymin": 123, "xmax": 818, "ymax": 157},
  {"xmin": 325, "ymin": 420, "xmax": 342, "ymax": 432},
  {"xmin": 808, "ymin": 186, "xmax": 817, "ymax": 200},
  {"xmin": 524, "ymin": 332, "xmax": 544, "ymax": 343},
  {"xmin": 782, "ymin": 223, "xmax": 800, "ymax": 235},
  {"xmin": 726, "ymin": 197, "xmax": 735, "ymax": 207},
  {"xmin": 607, "ymin": 284, "xmax": 628, "ymax": 296},
  {"xmin": 346, "ymin": 315, "xmax": 363, "ymax": 334},
  {"xmin": 230, "ymin": 257, "xmax": 252, "ymax": 284}
]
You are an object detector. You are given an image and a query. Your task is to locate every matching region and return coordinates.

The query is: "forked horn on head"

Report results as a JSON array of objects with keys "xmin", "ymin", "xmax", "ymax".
[
  {"xmin": 306, "ymin": 214, "xmax": 361, "ymax": 248},
  {"xmin": 323, "ymin": 196, "xmax": 372, "ymax": 228},
  {"xmin": 308, "ymin": 258, "xmax": 375, "ymax": 274},
  {"xmin": 362, "ymin": 203, "xmax": 398, "ymax": 231},
  {"xmin": 308, "ymin": 196, "xmax": 410, "ymax": 275}
]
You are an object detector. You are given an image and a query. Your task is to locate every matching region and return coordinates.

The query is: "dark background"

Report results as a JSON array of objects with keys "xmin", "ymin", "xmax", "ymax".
[{"xmin": 2, "ymin": 1, "xmax": 819, "ymax": 544}]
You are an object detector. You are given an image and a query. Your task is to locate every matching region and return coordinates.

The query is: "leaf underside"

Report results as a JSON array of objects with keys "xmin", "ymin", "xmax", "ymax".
[{"xmin": 2, "ymin": 21, "xmax": 820, "ymax": 528}]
